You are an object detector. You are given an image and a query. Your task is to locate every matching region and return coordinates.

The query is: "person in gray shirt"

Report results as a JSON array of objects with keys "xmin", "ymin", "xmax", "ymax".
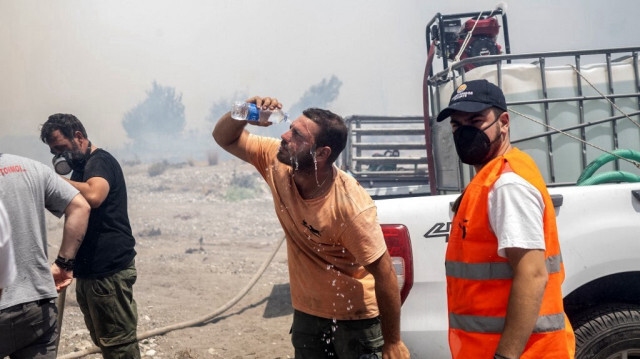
[
  {"xmin": 0, "ymin": 201, "xmax": 16, "ymax": 298},
  {"xmin": 0, "ymin": 153, "xmax": 90, "ymax": 358}
]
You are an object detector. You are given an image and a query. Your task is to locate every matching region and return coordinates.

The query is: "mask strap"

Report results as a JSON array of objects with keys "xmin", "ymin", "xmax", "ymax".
[
  {"xmin": 482, "ymin": 113, "xmax": 503, "ymax": 144},
  {"xmin": 481, "ymin": 113, "xmax": 502, "ymax": 133}
]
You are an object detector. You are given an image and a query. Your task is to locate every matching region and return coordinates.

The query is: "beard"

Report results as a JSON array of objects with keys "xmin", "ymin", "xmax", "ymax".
[
  {"xmin": 66, "ymin": 139, "xmax": 90, "ymax": 172},
  {"xmin": 71, "ymin": 140, "xmax": 83, "ymax": 155},
  {"xmin": 277, "ymin": 142, "xmax": 316, "ymax": 172}
]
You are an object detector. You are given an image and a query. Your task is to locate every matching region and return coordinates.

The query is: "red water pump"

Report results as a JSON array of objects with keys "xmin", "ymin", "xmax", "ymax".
[
  {"xmin": 429, "ymin": 10, "xmax": 508, "ymax": 73},
  {"xmin": 451, "ymin": 16, "xmax": 502, "ymax": 71}
]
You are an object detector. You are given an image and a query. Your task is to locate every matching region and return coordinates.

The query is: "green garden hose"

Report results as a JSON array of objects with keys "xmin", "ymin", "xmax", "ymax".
[{"xmin": 576, "ymin": 149, "xmax": 640, "ymax": 186}]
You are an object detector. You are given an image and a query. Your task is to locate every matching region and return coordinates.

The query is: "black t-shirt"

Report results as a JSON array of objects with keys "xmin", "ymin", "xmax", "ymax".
[{"xmin": 71, "ymin": 149, "xmax": 136, "ymax": 278}]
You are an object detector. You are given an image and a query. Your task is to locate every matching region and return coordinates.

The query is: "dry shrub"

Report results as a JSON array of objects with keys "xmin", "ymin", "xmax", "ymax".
[
  {"xmin": 207, "ymin": 151, "xmax": 218, "ymax": 166},
  {"xmin": 138, "ymin": 227, "xmax": 162, "ymax": 237},
  {"xmin": 148, "ymin": 161, "xmax": 169, "ymax": 177},
  {"xmin": 231, "ymin": 171, "xmax": 256, "ymax": 189}
]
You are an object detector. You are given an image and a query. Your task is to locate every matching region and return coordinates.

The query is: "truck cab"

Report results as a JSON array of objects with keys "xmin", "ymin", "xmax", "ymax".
[{"xmin": 341, "ymin": 7, "xmax": 640, "ymax": 358}]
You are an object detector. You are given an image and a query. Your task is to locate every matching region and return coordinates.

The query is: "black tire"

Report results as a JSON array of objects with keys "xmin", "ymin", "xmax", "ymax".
[{"xmin": 573, "ymin": 304, "xmax": 640, "ymax": 359}]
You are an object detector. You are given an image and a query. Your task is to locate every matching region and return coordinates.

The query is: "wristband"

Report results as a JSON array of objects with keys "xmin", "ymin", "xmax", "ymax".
[{"xmin": 55, "ymin": 255, "xmax": 75, "ymax": 271}]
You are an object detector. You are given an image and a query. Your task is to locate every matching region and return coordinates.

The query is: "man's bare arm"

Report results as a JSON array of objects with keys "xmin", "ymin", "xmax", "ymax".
[
  {"xmin": 365, "ymin": 251, "xmax": 410, "ymax": 358},
  {"xmin": 63, "ymin": 176, "xmax": 109, "ymax": 209},
  {"xmin": 212, "ymin": 96, "xmax": 282, "ymax": 162},
  {"xmin": 51, "ymin": 193, "xmax": 90, "ymax": 291},
  {"xmin": 496, "ymin": 248, "xmax": 548, "ymax": 358},
  {"xmin": 212, "ymin": 111, "xmax": 252, "ymax": 162},
  {"xmin": 58, "ymin": 193, "xmax": 90, "ymax": 259}
]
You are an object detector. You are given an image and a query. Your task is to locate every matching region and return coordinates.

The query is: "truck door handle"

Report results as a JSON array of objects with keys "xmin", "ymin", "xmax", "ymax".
[
  {"xmin": 633, "ymin": 190, "xmax": 640, "ymax": 202},
  {"xmin": 551, "ymin": 194, "xmax": 563, "ymax": 207}
]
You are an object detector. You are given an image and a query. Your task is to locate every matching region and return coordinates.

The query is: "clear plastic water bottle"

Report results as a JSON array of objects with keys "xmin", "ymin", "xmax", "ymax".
[{"xmin": 231, "ymin": 101, "xmax": 289, "ymax": 124}]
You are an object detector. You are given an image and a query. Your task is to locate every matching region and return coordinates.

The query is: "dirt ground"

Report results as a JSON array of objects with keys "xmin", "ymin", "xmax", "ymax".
[{"xmin": 48, "ymin": 159, "xmax": 295, "ymax": 359}]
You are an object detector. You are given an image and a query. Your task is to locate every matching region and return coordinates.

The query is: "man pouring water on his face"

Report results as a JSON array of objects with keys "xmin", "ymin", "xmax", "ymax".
[{"xmin": 213, "ymin": 96, "xmax": 410, "ymax": 359}]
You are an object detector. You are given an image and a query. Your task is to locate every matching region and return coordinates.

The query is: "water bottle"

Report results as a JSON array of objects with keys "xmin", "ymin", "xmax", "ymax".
[{"xmin": 231, "ymin": 101, "xmax": 289, "ymax": 124}]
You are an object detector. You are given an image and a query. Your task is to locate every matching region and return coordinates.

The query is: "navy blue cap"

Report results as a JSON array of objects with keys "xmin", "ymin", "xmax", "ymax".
[{"xmin": 436, "ymin": 79, "xmax": 507, "ymax": 122}]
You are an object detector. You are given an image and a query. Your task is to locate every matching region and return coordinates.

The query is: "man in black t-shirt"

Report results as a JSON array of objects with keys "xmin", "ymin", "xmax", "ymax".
[{"xmin": 40, "ymin": 114, "xmax": 140, "ymax": 359}]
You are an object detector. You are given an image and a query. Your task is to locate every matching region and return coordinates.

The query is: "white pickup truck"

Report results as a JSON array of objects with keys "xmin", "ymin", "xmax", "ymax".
[{"xmin": 341, "ymin": 8, "xmax": 640, "ymax": 359}]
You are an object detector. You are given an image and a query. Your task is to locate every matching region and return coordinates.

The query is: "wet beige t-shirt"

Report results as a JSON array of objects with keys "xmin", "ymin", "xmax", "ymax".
[{"xmin": 246, "ymin": 135, "xmax": 387, "ymax": 320}]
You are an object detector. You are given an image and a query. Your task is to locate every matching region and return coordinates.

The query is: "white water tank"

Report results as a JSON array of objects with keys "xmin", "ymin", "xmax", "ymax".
[{"xmin": 434, "ymin": 57, "xmax": 640, "ymax": 184}]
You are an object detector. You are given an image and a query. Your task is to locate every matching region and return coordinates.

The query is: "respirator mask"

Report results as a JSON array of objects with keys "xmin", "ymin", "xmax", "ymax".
[
  {"xmin": 453, "ymin": 117, "xmax": 502, "ymax": 165},
  {"xmin": 52, "ymin": 141, "xmax": 92, "ymax": 175}
]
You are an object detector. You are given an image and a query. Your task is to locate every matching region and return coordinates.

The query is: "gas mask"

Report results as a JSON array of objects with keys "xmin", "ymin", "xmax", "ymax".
[
  {"xmin": 453, "ymin": 117, "xmax": 502, "ymax": 165},
  {"xmin": 52, "ymin": 141, "xmax": 92, "ymax": 175}
]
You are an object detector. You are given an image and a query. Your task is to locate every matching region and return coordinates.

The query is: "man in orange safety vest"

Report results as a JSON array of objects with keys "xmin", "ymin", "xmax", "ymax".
[{"xmin": 437, "ymin": 79, "xmax": 575, "ymax": 359}]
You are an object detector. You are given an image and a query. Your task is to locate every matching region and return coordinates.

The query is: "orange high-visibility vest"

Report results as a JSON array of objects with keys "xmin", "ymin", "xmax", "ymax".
[{"xmin": 446, "ymin": 148, "xmax": 575, "ymax": 359}]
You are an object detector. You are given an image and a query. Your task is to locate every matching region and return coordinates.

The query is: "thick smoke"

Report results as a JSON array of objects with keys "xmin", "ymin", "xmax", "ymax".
[{"xmin": 117, "ymin": 76, "xmax": 342, "ymax": 164}]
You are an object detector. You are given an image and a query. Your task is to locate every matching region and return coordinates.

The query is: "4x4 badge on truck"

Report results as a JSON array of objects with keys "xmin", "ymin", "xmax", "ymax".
[{"xmin": 424, "ymin": 222, "xmax": 452, "ymax": 242}]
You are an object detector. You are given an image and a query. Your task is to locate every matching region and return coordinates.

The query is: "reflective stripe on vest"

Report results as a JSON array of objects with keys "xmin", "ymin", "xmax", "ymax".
[
  {"xmin": 446, "ymin": 254, "xmax": 563, "ymax": 280},
  {"xmin": 449, "ymin": 312, "xmax": 566, "ymax": 334}
]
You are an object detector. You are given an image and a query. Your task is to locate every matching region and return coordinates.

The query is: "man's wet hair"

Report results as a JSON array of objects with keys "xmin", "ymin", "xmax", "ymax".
[
  {"xmin": 40, "ymin": 113, "xmax": 88, "ymax": 144},
  {"xmin": 303, "ymin": 108, "xmax": 347, "ymax": 164}
]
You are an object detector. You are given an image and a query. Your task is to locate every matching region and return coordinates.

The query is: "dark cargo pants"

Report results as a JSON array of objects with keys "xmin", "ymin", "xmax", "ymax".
[
  {"xmin": 0, "ymin": 298, "xmax": 58, "ymax": 359},
  {"xmin": 76, "ymin": 260, "xmax": 140, "ymax": 359},
  {"xmin": 291, "ymin": 310, "xmax": 384, "ymax": 359}
]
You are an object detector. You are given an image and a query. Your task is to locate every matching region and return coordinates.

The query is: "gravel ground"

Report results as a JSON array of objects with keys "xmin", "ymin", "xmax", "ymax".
[{"xmin": 48, "ymin": 159, "xmax": 295, "ymax": 359}]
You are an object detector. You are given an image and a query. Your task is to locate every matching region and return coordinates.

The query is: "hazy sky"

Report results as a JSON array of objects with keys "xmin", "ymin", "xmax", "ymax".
[{"xmin": 1, "ymin": 0, "xmax": 639, "ymax": 157}]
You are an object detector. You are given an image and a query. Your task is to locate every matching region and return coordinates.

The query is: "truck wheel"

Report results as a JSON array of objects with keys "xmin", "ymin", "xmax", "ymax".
[{"xmin": 573, "ymin": 304, "xmax": 640, "ymax": 359}]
